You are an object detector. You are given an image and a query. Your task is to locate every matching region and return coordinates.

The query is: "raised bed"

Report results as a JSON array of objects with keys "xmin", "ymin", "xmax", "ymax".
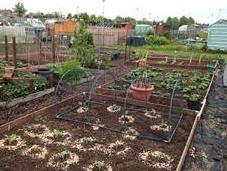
[
  {"xmin": 0, "ymin": 92, "xmax": 196, "ymax": 171},
  {"xmin": 124, "ymin": 54, "xmax": 218, "ymax": 72},
  {"xmin": 96, "ymin": 68, "xmax": 213, "ymax": 110}
]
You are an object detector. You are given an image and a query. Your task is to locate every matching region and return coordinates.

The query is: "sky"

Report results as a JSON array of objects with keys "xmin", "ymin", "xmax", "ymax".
[{"xmin": 1, "ymin": 0, "xmax": 227, "ymax": 24}]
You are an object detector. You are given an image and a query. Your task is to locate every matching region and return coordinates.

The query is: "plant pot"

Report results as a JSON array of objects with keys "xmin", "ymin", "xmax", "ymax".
[
  {"xmin": 3, "ymin": 67, "xmax": 14, "ymax": 80},
  {"xmin": 187, "ymin": 100, "xmax": 201, "ymax": 110},
  {"xmin": 130, "ymin": 84, "xmax": 154, "ymax": 101}
]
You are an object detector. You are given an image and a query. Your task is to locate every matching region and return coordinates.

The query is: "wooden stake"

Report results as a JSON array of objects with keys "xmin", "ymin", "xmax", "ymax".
[
  {"xmin": 52, "ymin": 37, "xmax": 56, "ymax": 63},
  {"xmin": 12, "ymin": 37, "xmax": 17, "ymax": 68},
  {"xmin": 4, "ymin": 35, "xmax": 8, "ymax": 61},
  {"xmin": 29, "ymin": 80, "xmax": 34, "ymax": 94}
]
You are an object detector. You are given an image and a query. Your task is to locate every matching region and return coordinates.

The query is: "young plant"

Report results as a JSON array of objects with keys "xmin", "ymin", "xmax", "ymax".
[
  {"xmin": 83, "ymin": 137, "xmax": 94, "ymax": 144},
  {"xmin": 4, "ymin": 134, "xmax": 18, "ymax": 145},
  {"xmin": 189, "ymin": 94, "xmax": 200, "ymax": 102},
  {"xmin": 94, "ymin": 160, "xmax": 105, "ymax": 171}
]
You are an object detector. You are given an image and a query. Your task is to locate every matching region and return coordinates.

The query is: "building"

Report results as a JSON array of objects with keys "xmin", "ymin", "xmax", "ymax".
[
  {"xmin": 49, "ymin": 20, "xmax": 76, "ymax": 36},
  {"xmin": 0, "ymin": 9, "xmax": 13, "ymax": 17},
  {"xmin": 155, "ymin": 23, "xmax": 171, "ymax": 35},
  {"xmin": 120, "ymin": 22, "xmax": 133, "ymax": 32},
  {"xmin": 135, "ymin": 24, "xmax": 153, "ymax": 36},
  {"xmin": 207, "ymin": 19, "xmax": 227, "ymax": 51}
]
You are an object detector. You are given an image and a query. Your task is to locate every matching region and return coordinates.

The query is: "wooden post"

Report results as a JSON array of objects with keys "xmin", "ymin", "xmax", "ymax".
[
  {"xmin": 29, "ymin": 80, "xmax": 34, "ymax": 94},
  {"xmin": 48, "ymin": 74, "xmax": 54, "ymax": 88},
  {"xmin": 4, "ymin": 35, "xmax": 8, "ymax": 61},
  {"xmin": 12, "ymin": 37, "xmax": 17, "ymax": 68},
  {"xmin": 52, "ymin": 37, "xmax": 56, "ymax": 63},
  {"xmin": 38, "ymin": 41, "xmax": 42, "ymax": 65},
  {"xmin": 0, "ymin": 85, "xmax": 3, "ymax": 100}
]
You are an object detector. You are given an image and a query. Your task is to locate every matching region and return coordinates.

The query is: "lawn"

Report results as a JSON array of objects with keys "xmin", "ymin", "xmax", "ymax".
[{"xmin": 106, "ymin": 43, "xmax": 227, "ymax": 61}]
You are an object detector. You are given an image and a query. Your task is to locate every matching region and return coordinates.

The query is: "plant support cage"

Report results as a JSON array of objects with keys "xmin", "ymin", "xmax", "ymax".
[{"xmin": 54, "ymin": 69, "xmax": 184, "ymax": 143}]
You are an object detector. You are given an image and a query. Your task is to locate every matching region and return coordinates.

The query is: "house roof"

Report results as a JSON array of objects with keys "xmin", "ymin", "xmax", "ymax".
[{"xmin": 209, "ymin": 19, "xmax": 227, "ymax": 27}]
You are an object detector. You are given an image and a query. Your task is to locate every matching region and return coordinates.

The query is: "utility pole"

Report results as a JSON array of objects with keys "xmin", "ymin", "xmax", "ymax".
[
  {"xmin": 136, "ymin": 7, "xmax": 139, "ymax": 24},
  {"xmin": 218, "ymin": 8, "xmax": 224, "ymax": 19},
  {"xmin": 102, "ymin": 0, "xmax": 105, "ymax": 48}
]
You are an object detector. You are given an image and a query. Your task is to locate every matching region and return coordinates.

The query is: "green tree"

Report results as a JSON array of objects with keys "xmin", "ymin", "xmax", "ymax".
[
  {"xmin": 166, "ymin": 17, "xmax": 180, "ymax": 29},
  {"xmin": 188, "ymin": 17, "xmax": 195, "ymax": 24},
  {"xmin": 180, "ymin": 16, "xmax": 189, "ymax": 26},
  {"xmin": 89, "ymin": 14, "xmax": 97, "ymax": 25},
  {"xmin": 67, "ymin": 13, "xmax": 72, "ymax": 19},
  {"xmin": 13, "ymin": 2, "xmax": 27, "ymax": 17}
]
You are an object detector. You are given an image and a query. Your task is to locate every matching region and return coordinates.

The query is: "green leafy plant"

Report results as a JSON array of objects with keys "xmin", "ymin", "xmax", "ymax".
[
  {"xmin": 145, "ymin": 35, "xmax": 170, "ymax": 45},
  {"xmin": 48, "ymin": 59, "xmax": 83, "ymax": 82},
  {"xmin": 94, "ymin": 160, "xmax": 105, "ymax": 171},
  {"xmin": 51, "ymin": 129, "xmax": 64, "ymax": 139},
  {"xmin": 189, "ymin": 94, "xmax": 200, "ymax": 102},
  {"xmin": 83, "ymin": 137, "xmax": 94, "ymax": 144}
]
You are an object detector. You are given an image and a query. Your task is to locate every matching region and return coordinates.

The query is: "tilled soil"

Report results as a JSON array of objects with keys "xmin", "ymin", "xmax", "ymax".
[
  {"xmin": 0, "ymin": 58, "xmax": 133, "ymax": 126},
  {"xmin": 183, "ymin": 67, "xmax": 227, "ymax": 171},
  {"xmin": 0, "ymin": 101, "xmax": 195, "ymax": 171}
]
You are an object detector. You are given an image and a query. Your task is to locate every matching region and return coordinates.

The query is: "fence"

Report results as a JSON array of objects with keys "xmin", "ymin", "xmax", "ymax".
[
  {"xmin": 0, "ymin": 35, "xmax": 72, "ymax": 66},
  {"xmin": 87, "ymin": 26, "xmax": 131, "ymax": 46},
  {"xmin": 0, "ymin": 26, "xmax": 35, "ymax": 43}
]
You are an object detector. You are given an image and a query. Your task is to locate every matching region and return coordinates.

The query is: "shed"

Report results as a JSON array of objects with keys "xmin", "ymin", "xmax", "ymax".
[
  {"xmin": 207, "ymin": 19, "xmax": 227, "ymax": 51},
  {"xmin": 49, "ymin": 20, "xmax": 76, "ymax": 36},
  {"xmin": 135, "ymin": 24, "xmax": 152, "ymax": 36}
]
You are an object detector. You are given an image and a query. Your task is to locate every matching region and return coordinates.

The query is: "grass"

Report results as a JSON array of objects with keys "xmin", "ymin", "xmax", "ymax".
[{"xmin": 106, "ymin": 43, "xmax": 227, "ymax": 61}]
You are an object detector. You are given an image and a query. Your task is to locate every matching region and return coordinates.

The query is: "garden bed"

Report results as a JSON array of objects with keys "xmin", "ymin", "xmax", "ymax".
[
  {"xmin": 146, "ymin": 56, "xmax": 217, "ymax": 71},
  {"xmin": 0, "ymin": 92, "xmax": 196, "ymax": 171},
  {"xmin": 97, "ymin": 68, "xmax": 213, "ymax": 110},
  {"xmin": 125, "ymin": 54, "xmax": 218, "ymax": 72}
]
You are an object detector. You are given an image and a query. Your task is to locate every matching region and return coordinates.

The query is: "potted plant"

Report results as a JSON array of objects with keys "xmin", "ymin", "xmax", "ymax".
[{"xmin": 130, "ymin": 75, "xmax": 154, "ymax": 101}]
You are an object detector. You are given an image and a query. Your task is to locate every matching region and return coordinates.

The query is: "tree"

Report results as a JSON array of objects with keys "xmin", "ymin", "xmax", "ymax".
[
  {"xmin": 166, "ymin": 17, "xmax": 180, "ymax": 29},
  {"xmin": 79, "ymin": 13, "xmax": 89, "ymax": 24},
  {"xmin": 67, "ymin": 13, "xmax": 72, "ymax": 19},
  {"xmin": 179, "ymin": 16, "xmax": 189, "ymax": 26},
  {"xmin": 13, "ymin": 2, "xmax": 27, "ymax": 17},
  {"xmin": 188, "ymin": 17, "xmax": 195, "ymax": 24},
  {"xmin": 89, "ymin": 14, "xmax": 97, "ymax": 25}
]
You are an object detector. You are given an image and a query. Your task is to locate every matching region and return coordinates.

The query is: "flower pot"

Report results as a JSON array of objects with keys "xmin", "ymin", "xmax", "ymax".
[
  {"xmin": 3, "ymin": 67, "xmax": 14, "ymax": 80},
  {"xmin": 130, "ymin": 84, "xmax": 154, "ymax": 101}
]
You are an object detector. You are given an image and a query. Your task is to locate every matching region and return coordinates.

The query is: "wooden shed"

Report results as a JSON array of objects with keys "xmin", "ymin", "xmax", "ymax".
[
  {"xmin": 50, "ymin": 20, "xmax": 76, "ymax": 36},
  {"xmin": 207, "ymin": 19, "xmax": 227, "ymax": 51}
]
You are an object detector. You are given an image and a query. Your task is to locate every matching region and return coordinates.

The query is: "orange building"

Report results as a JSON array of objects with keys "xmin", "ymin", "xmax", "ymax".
[{"xmin": 49, "ymin": 20, "xmax": 76, "ymax": 36}]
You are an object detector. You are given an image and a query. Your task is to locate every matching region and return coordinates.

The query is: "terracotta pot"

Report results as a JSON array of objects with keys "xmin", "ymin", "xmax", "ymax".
[
  {"xmin": 3, "ymin": 67, "xmax": 14, "ymax": 80},
  {"xmin": 130, "ymin": 84, "xmax": 154, "ymax": 101}
]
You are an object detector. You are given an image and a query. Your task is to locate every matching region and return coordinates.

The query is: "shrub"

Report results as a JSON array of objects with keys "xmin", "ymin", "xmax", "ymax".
[{"xmin": 145, "ymin": 35, "xmax": 170, "ymax": 45}]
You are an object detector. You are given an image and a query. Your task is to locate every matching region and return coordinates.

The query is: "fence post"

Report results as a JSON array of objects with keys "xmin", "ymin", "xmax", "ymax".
[
  {"xmin": 4, "ymin": 35, "xmax": 9, "ymax": 61},
  {"xmin": 52, "ymin": 37, "xmax": 56, "ymax": 63},
  {"xmin": 12, "ymin": 37, "xmax": 17, "ymax": 68}
]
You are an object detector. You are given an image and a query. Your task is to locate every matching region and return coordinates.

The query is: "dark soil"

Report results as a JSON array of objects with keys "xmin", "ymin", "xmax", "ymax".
[
  {"xmin": 0, "ymin": 99, "xmax": 195, "ymax": 171},
  {"xmin": 0, "ymin": 58, "xmax": 133, "ymax": 126},
  {"xmin": 183, "ymin": 67, "xmax": 227, "ymax": 171}
]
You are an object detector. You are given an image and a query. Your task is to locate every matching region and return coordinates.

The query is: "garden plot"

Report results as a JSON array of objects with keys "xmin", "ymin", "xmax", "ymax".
[
  {"xmin": 0, "ymin": 102, "xmax": 195, "ymax": 171},
  {"xmin": 125, "ymin": 53, "xmax": 217, "ymax": 72},
  {"xmin": 97, "ymin": 68, "xmax": 212, "ymax": 110},
  {"xmin": 56, "ymin": 94, "xmax": 185, "ymax": 142}
]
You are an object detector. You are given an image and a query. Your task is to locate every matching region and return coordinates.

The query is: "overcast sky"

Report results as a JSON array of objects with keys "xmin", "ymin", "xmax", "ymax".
[{"xmin": 1, "ymin": 0, "xmax": 227, "ymax": 23}]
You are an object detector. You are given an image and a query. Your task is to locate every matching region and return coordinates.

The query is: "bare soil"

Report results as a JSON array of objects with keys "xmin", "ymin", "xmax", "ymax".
[{"xmin": 0, "ymin": 98, "xmax": 195, "ymax": 171}]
